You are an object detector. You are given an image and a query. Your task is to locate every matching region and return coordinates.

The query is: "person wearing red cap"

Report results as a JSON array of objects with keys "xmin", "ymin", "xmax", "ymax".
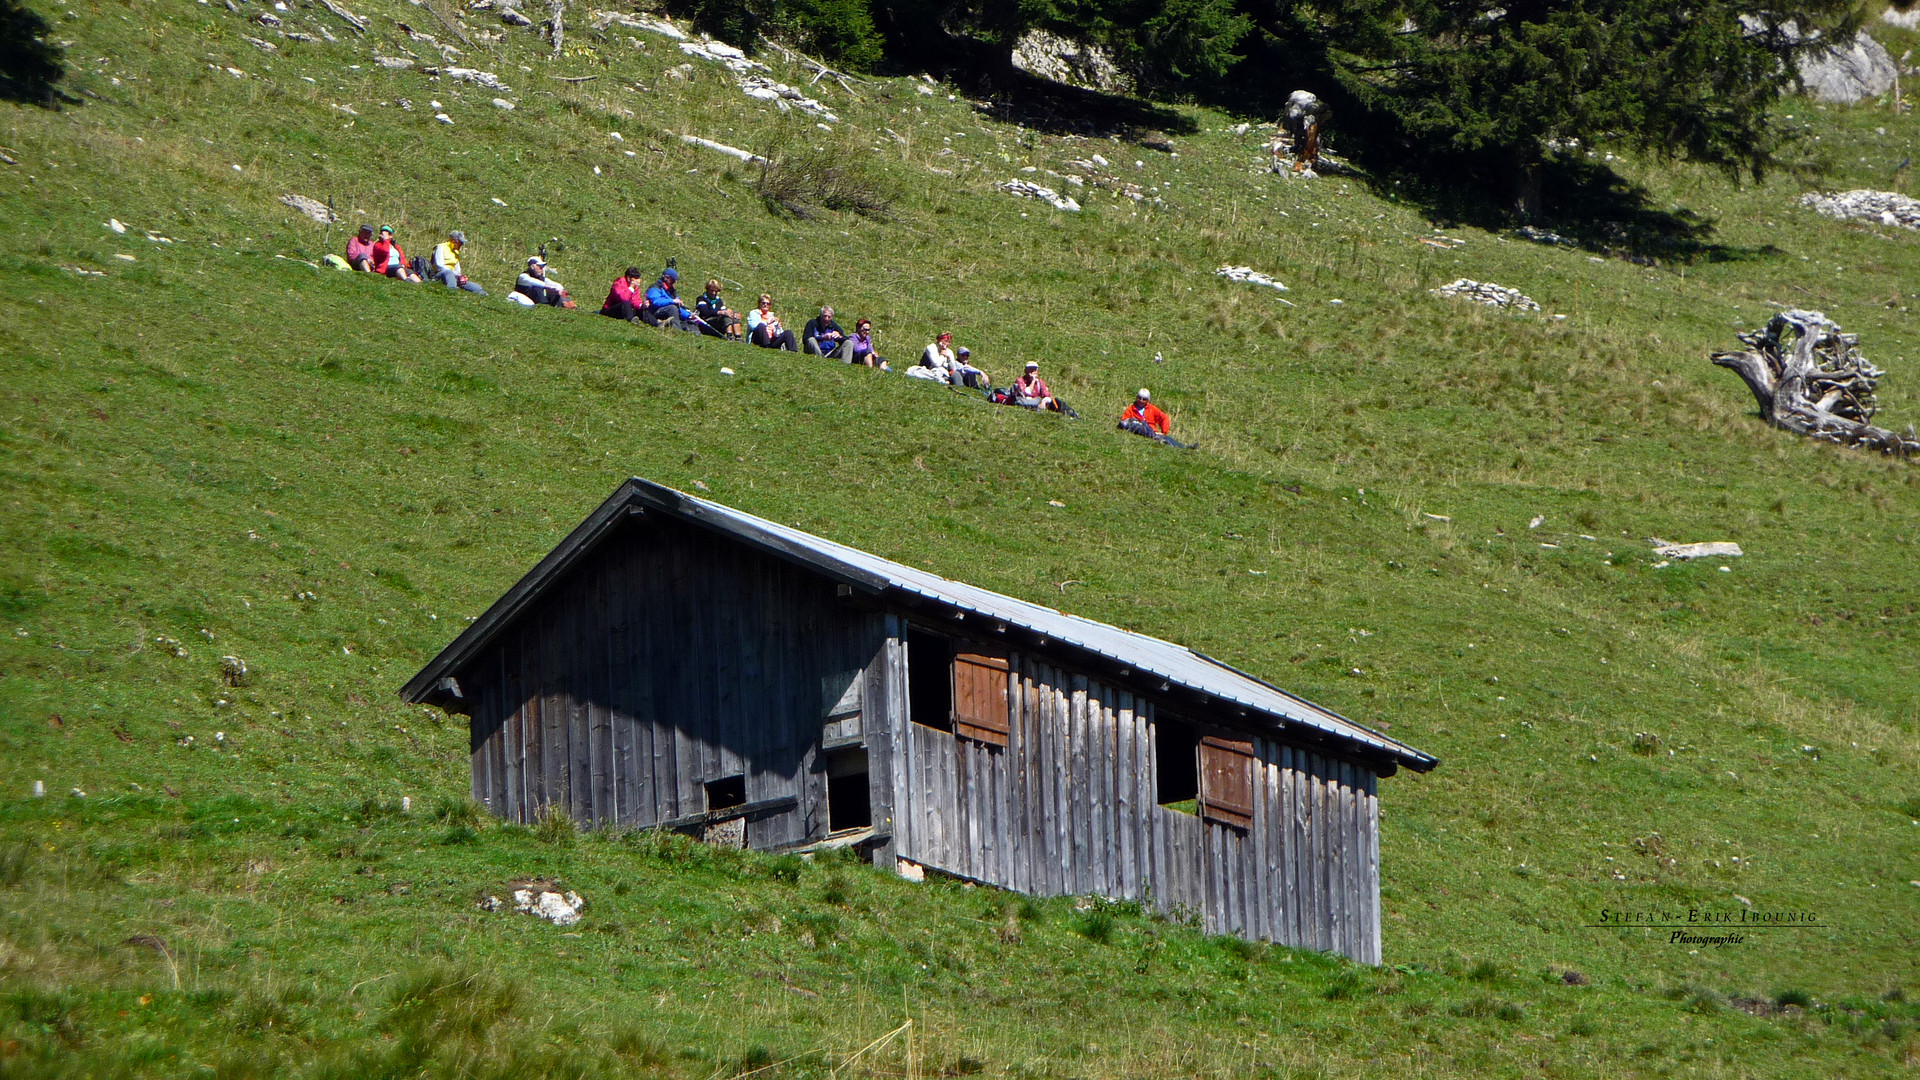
[{"xmin": 1119, "ymin": 388, "xmax": 1194, "ymax": 448}]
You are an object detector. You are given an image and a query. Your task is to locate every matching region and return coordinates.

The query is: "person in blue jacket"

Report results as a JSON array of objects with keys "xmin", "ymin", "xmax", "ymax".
[{"xmin": 644, "ymin": 268, "xmax": 699, "ymax": 331}]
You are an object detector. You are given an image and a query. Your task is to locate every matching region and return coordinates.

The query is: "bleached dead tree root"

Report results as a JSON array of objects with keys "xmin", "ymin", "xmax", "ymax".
[{"xmin": 1710, "ymin": 309, "xmax": 1920, "ymax": 456}]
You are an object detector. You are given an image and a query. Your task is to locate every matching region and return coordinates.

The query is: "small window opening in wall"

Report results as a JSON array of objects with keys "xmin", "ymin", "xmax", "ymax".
[
  {"xmin": 705, "ymin": 775, "xmax": 746, "ymax": 812},
  {"xmin": 907, "ymin": 628, "xmax": 953, "ymax": 731},
  {"xmin": 1156, "ymin": 716, "xmax": 1199, "ymax": 814},
  {"xmin": 825, "ymin": 747, "xmax": 872, "ymax": 832}
]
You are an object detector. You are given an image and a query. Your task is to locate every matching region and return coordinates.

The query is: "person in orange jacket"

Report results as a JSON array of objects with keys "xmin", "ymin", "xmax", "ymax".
[{"xmin": 1119, "ymin": 388, "xmax": 1195, "ymax": 449}]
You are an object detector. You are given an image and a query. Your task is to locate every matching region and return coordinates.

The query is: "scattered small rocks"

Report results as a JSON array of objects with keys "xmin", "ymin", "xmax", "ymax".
[
  {"xmin": 373, "ymin": 55, "xmax": 413, "ymax": 69},
  {"xmin": 219, "ymin": 655, "xmax": 248, "ymax": 685},
  {"xmin": 997, "ymin": 179, "xmax": 1080, "ymax": 212},
  {"xmin": 738, "ymin": 76, "xmax": 837, "ymax": 121},
  {"xmin": 1648, "ymin": 538, "xmax": 1743, "ymax": 560},
  {"xmin": 590, "ymin": 9, "xmax": 683, "ymax": 38},
  {"xmin": 435, "ymin": 112, "xmax": 454, "ymax": 124},
  {"xmin": 1432, "ymin": 278, "xmax": 1539, "ymax": 310},
  {"xmin": 1800, "ymin": 189, "xmax": 1920, "ymax": 230},
  {"xmin": 492, "ymin": 97, "xmax": 514, "ymax": 110},
  {"xmin": 679, "ymin": 39, "xmax": 766, "ymax": 74},
  {"xmin": 241, "ymin": 34, "xmax": 279, "ymax": 53},
  {"xmin": 440, "ymin": 66, "xmax": 511, "ymax": 92},
  {"xmin": 500, "ymin": 7, "xmax": 533, "ymax": 27},
  {"xmin": 1217, "ymin": 265, "xmax": 1289, "ymax": 292},
  {"xmin": 279, "ymin": 193, "xmax": 337, "ymax": 224},
  {"xmin": 480, "ymin": 878, "xmax": 585, "ymax": 925},
  {"xmin": 1516, "ymin": 225, "xmax": 1572, "ymax": 246}
]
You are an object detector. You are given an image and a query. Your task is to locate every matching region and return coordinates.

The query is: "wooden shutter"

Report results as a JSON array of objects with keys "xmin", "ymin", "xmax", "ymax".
[
  {"xmin": 1198, "ymin": 735, "xmax": 1254, "ymax": 829},
  {"xmin": 951, "ymin": 650, "xmax": 1010, "ymax": 747}
]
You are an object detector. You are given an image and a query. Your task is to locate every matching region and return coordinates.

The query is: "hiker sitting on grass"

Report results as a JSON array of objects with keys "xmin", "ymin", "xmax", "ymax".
[
  {"xmin": 696, "ymin": 279, "xmax": 743, "ymax": 341},
  {"xmin": 1011, "ymin": 361, "xmax": 1057, "ymax": 410},
  {"xmin": 908, "ymin": 332, "xmax": 958, "ymax": 382},
  {"xmin": 644, "ymin": 268, "xmax": 700, "ymax": 331},
  {"xmin": 511, "ymin": 257, "xmax": 571, "ymax": 307},
  {"xmin": 345, "ymin": 224, "xmax": 377, "ymax": 272},
  {"xmin": 431, "ymin": 231, "xmax": 486, "ymax": 295},
  {"xmin": 601, "ymin": 267, "xmax": 647, "ymax": 322},
  {"xmin": 847, "ymin": 318, "xmax": 888, "ymax": 370},
  {"xmin": 803, "ymin": 307, "xmax": 850, "ymax": 359},
  {"xmin": 1119, "ymin": 388, "xmax": 1194, "ymax": 448},
  {"xmin": 371, "ymin": 226, "xmax": 420, "ymax": 282},
  {"xmin": 747, "ymin": 294, "xmax": 799, "ymax": 351},
  {"xmin": 951, "ymin": 346, "xmax": 990, "ymax": 389}
]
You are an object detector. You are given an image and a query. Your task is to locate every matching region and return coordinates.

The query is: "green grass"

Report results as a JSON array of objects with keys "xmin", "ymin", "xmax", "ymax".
[{"xmin": 1, "ymin": 0, "xmax": 1919, "ymax": 1075}]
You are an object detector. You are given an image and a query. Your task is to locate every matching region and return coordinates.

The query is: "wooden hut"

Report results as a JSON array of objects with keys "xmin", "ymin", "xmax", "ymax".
[{"xmin": 401, "ymin": 479, "xmax": 1436, "ymax": 962}]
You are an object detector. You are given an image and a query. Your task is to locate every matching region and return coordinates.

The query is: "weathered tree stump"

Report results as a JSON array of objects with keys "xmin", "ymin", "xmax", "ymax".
[{"xmin": 1711, "ymin": 309, "xmax": 1919, "ymax": 456}]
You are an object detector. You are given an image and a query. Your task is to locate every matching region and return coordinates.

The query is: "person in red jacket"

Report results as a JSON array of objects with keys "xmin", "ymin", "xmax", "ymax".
[
  {"xmin": 601, "ymin": 266, "xmax": 647, "ymax": 322},
  {"xmin": 1119, "ymin": 388, "xmax": 1195, "ymax": 449},
  {"xmin": 370, "ymin": 226, "xmax": 421, "ymax": 282}
]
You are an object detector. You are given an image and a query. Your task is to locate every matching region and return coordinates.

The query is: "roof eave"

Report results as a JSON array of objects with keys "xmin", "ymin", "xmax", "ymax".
[{"xmin": 399, "ymin": 478, "xmax": 1439, "ymax": 774}]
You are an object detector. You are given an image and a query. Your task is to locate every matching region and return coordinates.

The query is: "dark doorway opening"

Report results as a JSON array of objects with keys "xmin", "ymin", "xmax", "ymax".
[
  {"xmin": 705, "ymin": 774, "xmax": 746, "ymax": 811},
  {"xmin": 907, "ymin": 628, "xmax": 953, "ymax": 731},
  {"xmin": 825, "ymin": 747, "xmax": 872, "ymax": 832},
  {"xmin": 1155, "ymin": 716, "xmax": 1199, "ymax": 809}
]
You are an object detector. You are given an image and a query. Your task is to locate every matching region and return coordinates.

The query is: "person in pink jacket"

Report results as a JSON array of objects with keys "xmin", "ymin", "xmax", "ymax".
[
  {"xmin": 345, "ymin": 224, "xmax": 377, "ymax": 272},
  {"xmin": 601, "ymin": 266, "xmax": 647, "ymax": 322}
]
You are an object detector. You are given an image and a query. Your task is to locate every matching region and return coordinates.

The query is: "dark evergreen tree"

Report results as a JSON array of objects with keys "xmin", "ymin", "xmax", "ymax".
[
  {"xmin": 1242, "ymin": 0, "xmax": 1860, "ymax": 214},
  {"xmin": 0, "ymin": 0, "xmax": 65, "ymax": 105},
  {"xmin": 862, "ymin": 0, "xmax": 1859, "ymax": 216}
]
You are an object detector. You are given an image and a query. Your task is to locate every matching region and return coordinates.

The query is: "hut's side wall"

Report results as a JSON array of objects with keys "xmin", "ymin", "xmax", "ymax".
[
  {"xmin": 891, "ymin": 654, "xmax": 1382, "ymax": 964},
  {"xmin": 463, "ymin": 518, "xmax": 886, "ymax": 847}
]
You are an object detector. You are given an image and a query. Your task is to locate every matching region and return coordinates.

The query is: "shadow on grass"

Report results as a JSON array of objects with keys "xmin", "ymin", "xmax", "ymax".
[
  {"xmin": 890, "ymin": 34, "xmax": 1194, "ymax": 141},
  {"xmin": 0, "ymin": 0, "xmax": 66, "ymax": 106},
  {"xmin": 965, "ymin": 68, "xmax": 1197, "ymax": 141},
  {"xmin": 1359, "ymin": 148, "xmax": 1782, "ymax": 266}
]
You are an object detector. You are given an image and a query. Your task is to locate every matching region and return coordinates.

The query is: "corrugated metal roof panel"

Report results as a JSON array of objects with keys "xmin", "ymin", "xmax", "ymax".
[{"xmin": 655, "ymin": 480, "xmax": 1433, "ymax": 770}]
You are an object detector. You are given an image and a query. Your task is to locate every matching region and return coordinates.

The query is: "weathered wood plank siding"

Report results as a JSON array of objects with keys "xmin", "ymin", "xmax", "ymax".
[
  {"xmin": 893, "ymin": 652, "xmax": 1384, "ymax": 963},
  {"xmin": 457, "ymin": 513, "xmax": 1387, "ymax": 963},
  {"xmin": 462, "ymin": 517, "xmax": 885, "ymax": 844}
]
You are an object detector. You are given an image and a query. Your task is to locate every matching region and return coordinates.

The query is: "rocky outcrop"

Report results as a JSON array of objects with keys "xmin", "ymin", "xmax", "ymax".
[
  {"xmin": 1800, "ymin": 189, "xmax": 1920, "ymax": 229},
  {"xmin": 1798, "ymin": 31, "xmax": 1896, "ymax": 103},
  {"xmin": 1433, "ymin": 278, "xmax": 1539, "ymax": 310},
  {"xmin": 1739, "ymin": 17, "xmax": 1897, "ymax": 104},
  {"xmin": 1011, "ymin": 30, "xmax": 1130, "ymax": 93}
]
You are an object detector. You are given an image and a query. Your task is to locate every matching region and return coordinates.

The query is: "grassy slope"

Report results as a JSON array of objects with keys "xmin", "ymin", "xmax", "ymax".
[{"xmin": 1, "ymin": 0, "xmax": 1919, "ymax": 1075}]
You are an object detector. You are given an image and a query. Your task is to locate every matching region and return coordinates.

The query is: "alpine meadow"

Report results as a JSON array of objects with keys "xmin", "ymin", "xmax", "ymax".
[{"xmin": 1, "ymin": 0, "xmax": 1919, "ymax": 1076}]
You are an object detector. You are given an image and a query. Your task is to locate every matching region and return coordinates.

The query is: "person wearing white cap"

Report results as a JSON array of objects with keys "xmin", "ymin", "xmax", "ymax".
[
  {"xmin": 1011, "ymin": 360, "xmax": 1056, "ymax": 411},
  {"xmin": 510, "ymin": 256, "xmax": 570, "ymax": 307},
  {"xmin": 1119, "ymin": 388, "xmax": 1193, "ymax": 448}
]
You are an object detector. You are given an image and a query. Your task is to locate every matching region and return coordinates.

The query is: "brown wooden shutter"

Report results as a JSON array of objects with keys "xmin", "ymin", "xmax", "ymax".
[
  {"xmin": 1198, "ymin": 735, "xmax": 1254, "ymax": 829},
  {"xmin": 951, "ymin": 650, "xmax": 1010, "ymax": 747}
]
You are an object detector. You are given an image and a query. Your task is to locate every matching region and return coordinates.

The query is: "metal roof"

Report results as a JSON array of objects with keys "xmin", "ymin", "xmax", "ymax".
[{"xmin": 401, "ymin": 479, "xmax": 1437, "ymax": 773}]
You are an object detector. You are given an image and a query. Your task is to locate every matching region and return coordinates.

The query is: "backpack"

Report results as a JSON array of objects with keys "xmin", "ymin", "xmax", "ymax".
[{"xmin": 410, "ymin": 253, "xmax": 433, "ymax": 280}]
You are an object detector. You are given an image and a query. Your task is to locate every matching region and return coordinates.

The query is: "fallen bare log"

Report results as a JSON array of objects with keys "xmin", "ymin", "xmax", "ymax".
[
  {"xmin": 1710, "ymin": 309, "xmax": 1919, "ymax": 456},
  {"xmin": 315, "ymin": 0, "xmax": 367, "ymax": 33}
]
